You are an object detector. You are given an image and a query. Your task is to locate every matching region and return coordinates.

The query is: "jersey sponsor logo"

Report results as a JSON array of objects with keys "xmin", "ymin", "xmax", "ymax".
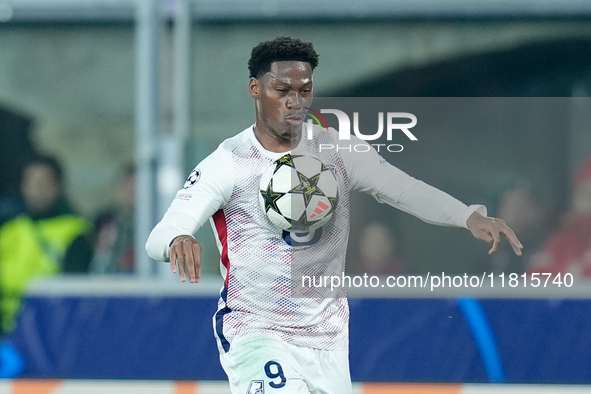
[
  {"xmin": 183, "ymin": 168, "xmax": 201, "ymax": 188},
  {"xmin": 283, "ymin": 228, "xmax": 323, "ymax": 246},
  {"xmin": 247, "ymin": 380, "xmax": 264, "ymax": 394}
]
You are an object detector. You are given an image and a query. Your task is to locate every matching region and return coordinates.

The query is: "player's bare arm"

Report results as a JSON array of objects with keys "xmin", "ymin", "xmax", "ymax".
[
  {"xmin": 169, "ymin": 235, "xmax": 202, "ymax": 283},
  {"xmin": 466, "ymin": 211, "xmax": 523, "ymax": 256}
]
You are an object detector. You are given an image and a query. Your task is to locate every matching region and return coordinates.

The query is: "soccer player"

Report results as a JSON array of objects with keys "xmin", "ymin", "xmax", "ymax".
[{"xmin": 146, "ymin": 36, "xmax": 523, "ymax": 394}]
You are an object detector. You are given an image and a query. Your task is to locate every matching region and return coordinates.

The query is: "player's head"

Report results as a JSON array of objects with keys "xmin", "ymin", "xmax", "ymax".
[
  {"xmin": 21, "ymin": 154, "xmax": 65, "ymax": 214},
  {"xmin": 248, "ymin": 37, "xmax": 319, "ymax": 149},
  {"xmin": 248, "ymin": 36, "xmax": 319, "ymax": 79}
]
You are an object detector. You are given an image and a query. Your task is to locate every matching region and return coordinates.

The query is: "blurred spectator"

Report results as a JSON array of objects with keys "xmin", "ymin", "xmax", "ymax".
[
  {"xmin": 0, "ymin": 197, "xmax": 25, "ymax": 228},
  {"xmin": 489, "ymin": 186, "xmax": 546, "ymax": 274},
  {"xmin": 0, "ymin": 105, "xmax": 35, "ymax": 227},
  {"xmin": 528, "ymin": 158, "xmax": 591, "ymax": 277},
  {"xmin": 91, "ymin": 164, "xmax": 136, "ymax": 274},
  {"xmin": 0, "ymin": 154, "xmax": 92, "ymax": 334},
  {"xmin": 349, "ymin": 221, "xmax": 406, "ymax": 275}
]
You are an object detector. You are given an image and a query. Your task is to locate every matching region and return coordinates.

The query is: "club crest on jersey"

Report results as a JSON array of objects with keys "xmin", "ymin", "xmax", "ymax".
[
  {"xmin": 183, "ymin": 168, "xmax": 201, "ymax": 189},
  {"xmin": 247, "ymin": 380, "xmax": 264, "ymax": 394}
]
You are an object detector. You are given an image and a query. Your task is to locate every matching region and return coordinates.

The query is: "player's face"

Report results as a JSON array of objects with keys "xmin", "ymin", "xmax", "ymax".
[
  {"xmin": 22, "ymin": 163, "xmax": 62, "ymax": 214},
  {"xmin": 250, "ymin": 61, "xmax": 313, "ymax": 150}
]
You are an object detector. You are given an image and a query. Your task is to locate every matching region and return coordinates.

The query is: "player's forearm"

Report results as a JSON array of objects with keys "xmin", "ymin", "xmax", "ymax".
[
  {"xmin": 377, "ymin": 180, "xmax": 487, "ymax": 228},
  {"xmin": 145, "ymin": 211, "xmax": 202, "ymax": 261}
]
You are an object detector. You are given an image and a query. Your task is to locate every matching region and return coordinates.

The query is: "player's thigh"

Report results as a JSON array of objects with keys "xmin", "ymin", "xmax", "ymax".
[
  {"xmin": 304, "ymin": 348, "xmax": 352, "ymax": 394},
  {"xmin": 219, "ymin": 337, "xmax": 310, "ymax": 394}
]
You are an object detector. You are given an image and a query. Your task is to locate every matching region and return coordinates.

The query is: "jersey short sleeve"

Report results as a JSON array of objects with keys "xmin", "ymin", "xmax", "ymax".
[
  {"xmin": 338, "ymin": 132, "xmax": 486, "ymax": 228},
  {"xmin": 145, "ymin": 146, "xmax": 234, "ymax": 261}
]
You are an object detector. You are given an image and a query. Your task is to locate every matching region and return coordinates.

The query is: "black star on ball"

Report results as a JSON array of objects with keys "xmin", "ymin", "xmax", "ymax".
[
  {"xmin": 290, "ymin": 171, "xmax": 323, "ymax": 206},
  {"xmin": 274, "ymin": 154, "xmax": 295, "ymax": 172},
  {"xmin": 261, "ymin": 181, "xmax": 283, "ymax": 213}
]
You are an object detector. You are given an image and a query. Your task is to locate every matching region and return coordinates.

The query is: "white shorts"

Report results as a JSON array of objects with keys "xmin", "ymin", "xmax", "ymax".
[{"xmin": 219, "ymin": 337, "xmax": 352, "ymax": 394}]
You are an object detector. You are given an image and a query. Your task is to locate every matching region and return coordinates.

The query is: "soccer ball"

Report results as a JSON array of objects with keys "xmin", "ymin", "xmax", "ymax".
[{"xmin": 259, "ymin": 154, "xmax": 339, "ymax": 231}]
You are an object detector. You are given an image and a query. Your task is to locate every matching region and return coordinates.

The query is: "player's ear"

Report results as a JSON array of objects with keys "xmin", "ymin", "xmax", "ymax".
[{"xmin": 249, "ymin": 77, "xmax": 260, "ymax": 98}]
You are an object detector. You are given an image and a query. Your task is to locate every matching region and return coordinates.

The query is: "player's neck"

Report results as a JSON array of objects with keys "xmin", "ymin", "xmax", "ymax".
[{"xmin": 253, "ymin": 124, "xmax": 299, "ymax": 153}]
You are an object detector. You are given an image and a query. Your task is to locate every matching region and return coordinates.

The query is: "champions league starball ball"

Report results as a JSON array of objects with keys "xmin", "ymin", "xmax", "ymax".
[{"xmin": 259, "ymin": 154, "xmax": 339, "ymax": 231}]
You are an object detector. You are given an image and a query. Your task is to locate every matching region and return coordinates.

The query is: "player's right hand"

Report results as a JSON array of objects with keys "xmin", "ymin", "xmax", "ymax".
[{"xmin": 169, "ymin": 235, "xmax": 202, "ymax": 283}]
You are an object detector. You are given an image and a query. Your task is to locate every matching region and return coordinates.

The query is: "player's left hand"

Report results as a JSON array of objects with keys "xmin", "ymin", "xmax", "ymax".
[{"xmin": 466, "ymin": 212, "xmax": 523, "ymax": 256}]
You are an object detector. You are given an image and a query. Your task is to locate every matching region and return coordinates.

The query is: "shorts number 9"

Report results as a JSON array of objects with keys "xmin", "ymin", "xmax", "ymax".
[{"xmin": 264, "ymin": 361, "xmax": 286, "ymax": 389}]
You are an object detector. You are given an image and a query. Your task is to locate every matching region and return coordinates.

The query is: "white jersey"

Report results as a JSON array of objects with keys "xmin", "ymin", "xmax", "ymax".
[{"xmin": 146, "ymin": 124, "xmax": 486, "ymax": 352}]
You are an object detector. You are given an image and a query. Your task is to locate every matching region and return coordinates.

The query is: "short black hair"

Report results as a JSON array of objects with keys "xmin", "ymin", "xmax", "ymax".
[{"xmin": 248, "ymin": 36, "xmax": 319, "ymax": 79}]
